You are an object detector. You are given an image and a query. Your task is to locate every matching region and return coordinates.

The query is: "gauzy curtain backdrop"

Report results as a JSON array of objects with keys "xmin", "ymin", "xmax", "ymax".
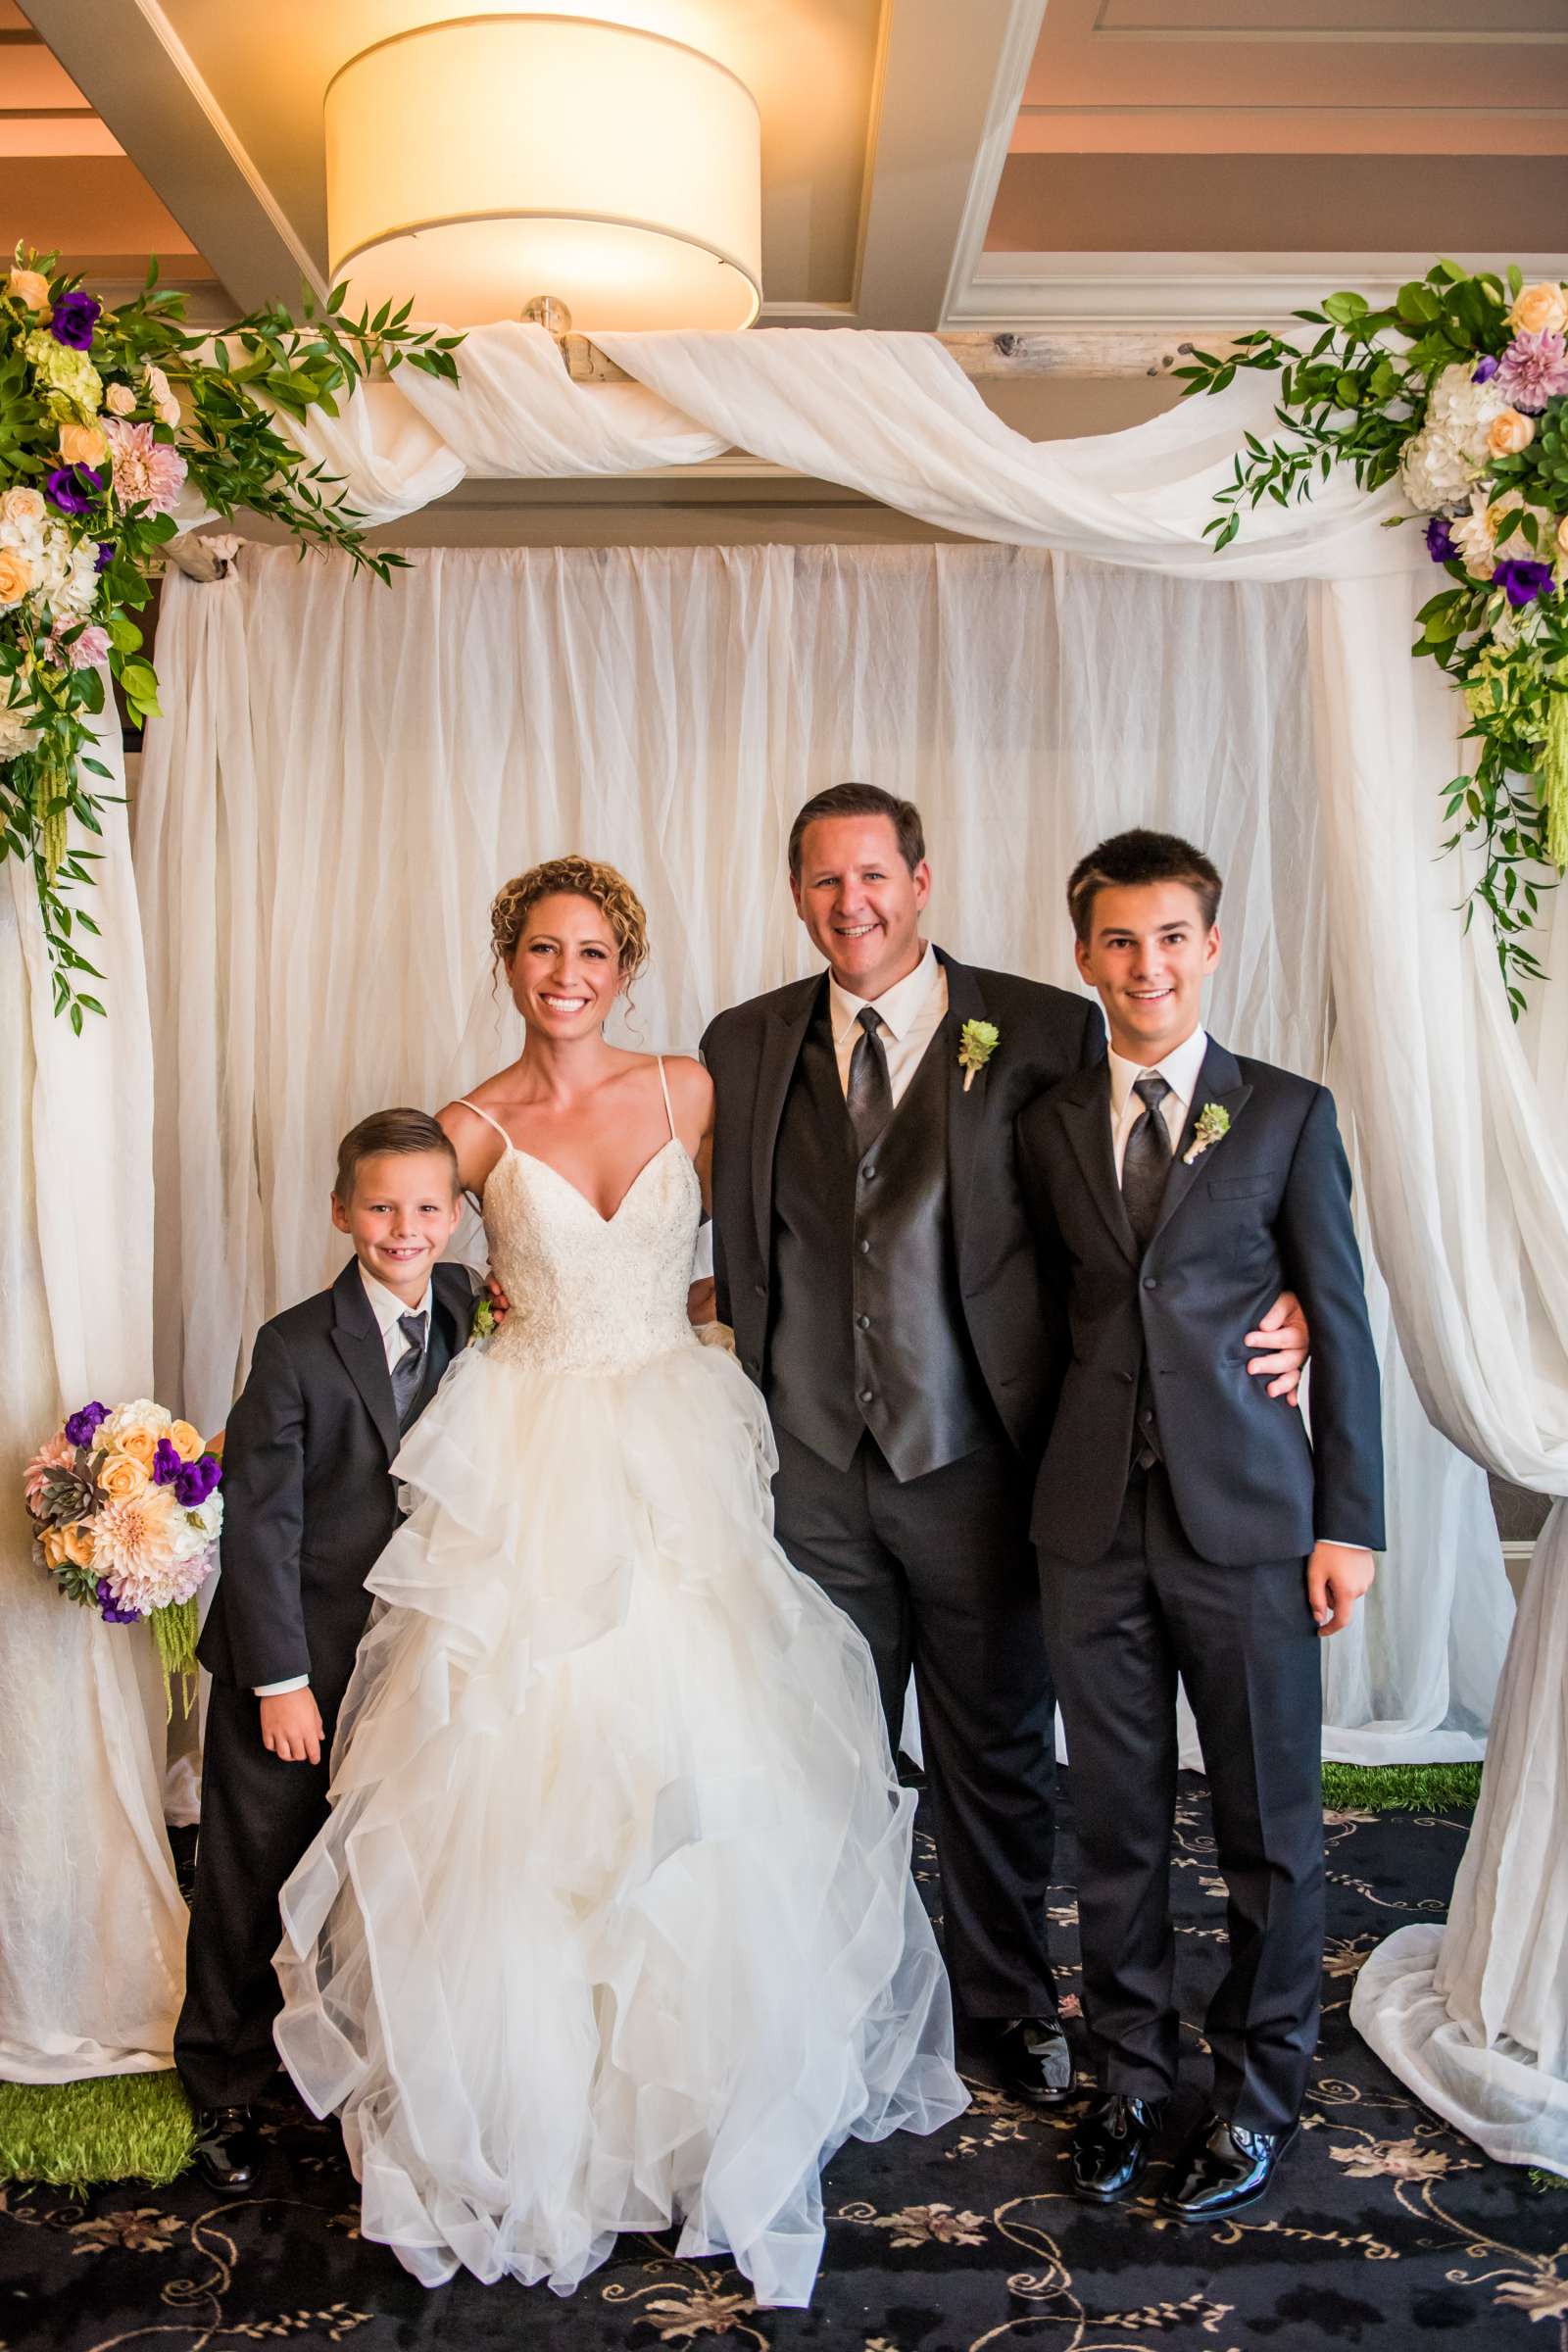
[{"xmin": 135, "ymin": 539, "xmax": 1510, "ymax": 1786}]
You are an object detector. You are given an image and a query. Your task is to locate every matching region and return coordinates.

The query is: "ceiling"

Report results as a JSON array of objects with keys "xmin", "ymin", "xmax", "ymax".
[{"xmin": 7, "ymin": 0, "xmax": 1566, "ymax": 335}]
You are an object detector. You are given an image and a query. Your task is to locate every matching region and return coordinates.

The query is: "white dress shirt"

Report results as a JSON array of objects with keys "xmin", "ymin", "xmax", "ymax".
[
  {"xmin": 254, "ymin": 1266, "xmax": 434, "ymax": 1698},
  {"xmin": 1107, "ymin": 1025, "xmax": 1210, "ymax": 1180},
  {"xmin": 829, "ymin": 940, "xmax": 949, "ymax": 1107}
]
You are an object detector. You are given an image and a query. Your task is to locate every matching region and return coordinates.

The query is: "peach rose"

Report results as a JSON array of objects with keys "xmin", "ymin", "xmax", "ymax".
[
  {"xmin": 100, "ymin": 1452, "xmax": 149, "ymax": 1500},
  {"xmin": 104, "ymin": 382, "xmax": 136, "ymax": 417},
  {"xmin": 7, "ymin": 267, "xmax": 50, "ymax": 314},
  {"xmin": 115, "ymin": 1424, "xmax": 160, "ymax": 1470},
  {"xmin": 1557, "ymin": 515, "xmax": 1568, "ymax": 563},
  {"xmin": 43, "ymin": 1520, "xmax": 95, "ymax": 1569},
  {"xmin": 168, "ymin": 1420, "xmax": 203, "ymax": 1462},
  {"xmin": 0, "ymin": 486, "xmax": 44, "ymax": 529},
  {"xmin": 1509, "ymin": 281, "xmax": 1568, "ymax": 338},
  {"xmin": 1489, "ymin": 409, "xmax": 1536, "ymax": 459},
  {"xmin": 0, "ymin": 547, "xmax": 34, "ymax": 606},
  {"xmin": 58, "ymin": 419, "xmax": 107, "ymax": 467}
]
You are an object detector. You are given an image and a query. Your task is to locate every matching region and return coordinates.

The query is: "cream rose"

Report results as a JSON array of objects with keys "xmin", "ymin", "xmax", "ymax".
[
  {"xmin": 0, "ymin": 486, "xmax": 45, "ymax": 530},
  {"xmin": 115, "ymin": 1424, "xmax": 161, "ymax": 1470},
  {"xmin": 1489, "ymin": 409, "xmax": 1536, "ymax": 459},
  {"xmin": 104, "ymin": 382, "xmax": 136, "ymax": 417},
  {"xmin": 1509, "ymin": 281, "xmax": 1568, "ymax": 338},
  {"xmin": 7, "ymin": 267, "xmax": 50, "ymax": 314},
  {"xmin": 0, "ymin": 547, "xmax": 34, "ymax": 606},
  {"xmin": 1557, "ymin": 515, "xmax": 1568, "ymax": 563},
  {"xmin": 100, "ymin": 1452, "xmax": 150, "ymax": 1500},
  {"xmin": 58, "ymin": 419, "xmax": 107, "ymax": 467},
  {"xmin": 168, "ymin": 1420, "xmax": 203, "ymax": 1462}
]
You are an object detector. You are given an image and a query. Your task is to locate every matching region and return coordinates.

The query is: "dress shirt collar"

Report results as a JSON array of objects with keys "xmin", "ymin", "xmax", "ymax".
[
  {"xmin": 358, "ymin": 1261, "xmax": 433, "ymax": 1339},
  {"xmin": 829, "ymin": 940, "xmax": 942, "ymax": 1047},
  {"xmin": 1107, "ymin": 1025, "xmax": 1209, "ymax": 1124}
]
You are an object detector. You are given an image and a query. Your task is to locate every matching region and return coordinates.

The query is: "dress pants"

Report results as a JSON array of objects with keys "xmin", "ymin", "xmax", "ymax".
[
  {"xmin": 1039, "ymin": 1463, "xmax": 1323, "ymax": 2134},
  {"xmin": 771, "ymin": 1423, "xmax": 1058, "ymax": 2027},
  {"xmin": 174, "ymin": 1673, "xmax": 349, "ymax": 2113}
]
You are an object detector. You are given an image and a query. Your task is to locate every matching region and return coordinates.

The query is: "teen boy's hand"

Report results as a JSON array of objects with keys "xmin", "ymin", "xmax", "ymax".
[
  {"xmin": 260, "ymin": 1687, "xmax": 324, "ymax": 1764},
  {"xmin": 1307, "ymin": 1543, "xmax": 1375, "ymax": 1636}
]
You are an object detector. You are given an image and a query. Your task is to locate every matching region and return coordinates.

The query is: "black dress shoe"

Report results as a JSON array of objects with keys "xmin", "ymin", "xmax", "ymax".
[
  {"xmin": 190, "ymin": 2106, "xmax": 264, "ymax": 2195},
  {"xmin": 1158, "ymin": 2111, "xmax": 1298, "ymax": 2222},
  {"xmin": 969, "ymin": 2016, "xmax": 1075, "ymax": 2107},
  {"xmin": 1069, "ymin": 2091, "xmax": 1166, "ymax": 2203}
]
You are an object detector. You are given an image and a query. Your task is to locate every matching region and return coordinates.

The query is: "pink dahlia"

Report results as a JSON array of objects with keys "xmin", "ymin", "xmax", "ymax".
[
  {"xmin": 1494, "ymin": 330, "xmax": 1568, "ymax": 416},
  {"xmin": 49, "ymin": 620, "xmax": 109, "ymax": 671},
  {"xmin": 24, "ymin": 1430, "xmax": 74, "ymax": 1508},
  {"xmin": 102, "ymin": 417, "xmax": 186, "ymax": 516}
]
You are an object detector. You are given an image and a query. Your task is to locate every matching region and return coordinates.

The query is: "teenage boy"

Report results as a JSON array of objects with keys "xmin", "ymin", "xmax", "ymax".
[
  {"xmin": 1018, "ymin": 829, "xmax": 1383, "ymax": 2223},
  {"xmin": 175, "ymin": 1109, "xmax": 470, "ymax": 2194}
]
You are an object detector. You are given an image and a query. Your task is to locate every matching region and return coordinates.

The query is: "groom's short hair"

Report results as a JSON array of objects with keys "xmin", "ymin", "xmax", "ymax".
[
  {"xmin": 788, "ymin": 784, "xmax": 925, "ymax": 880},
  {"xmin": 1067, "ymin": 829, "xmax": 1223, "ymax": 944},
  {"xmin": 334, "ymin": 1107, "xmax": 460, "ymax": 1203}
]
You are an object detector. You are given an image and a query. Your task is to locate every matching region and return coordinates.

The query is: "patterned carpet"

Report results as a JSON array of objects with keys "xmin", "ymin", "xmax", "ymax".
[{"xmin": 4, "ymin": 1774, "xmax": 1566, "ymax": 2352}]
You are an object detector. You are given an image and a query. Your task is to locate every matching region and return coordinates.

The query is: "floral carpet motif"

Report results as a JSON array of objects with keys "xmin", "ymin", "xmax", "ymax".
[{"xmin": 4, "ymin": 1775, "xmax": 1565, "ymax": 2352}]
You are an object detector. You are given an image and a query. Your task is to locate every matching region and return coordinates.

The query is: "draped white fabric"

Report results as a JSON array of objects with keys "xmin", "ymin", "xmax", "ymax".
[{"xmin": 0, "ymin": 718, "xmax": 186, "ymax": 2081}]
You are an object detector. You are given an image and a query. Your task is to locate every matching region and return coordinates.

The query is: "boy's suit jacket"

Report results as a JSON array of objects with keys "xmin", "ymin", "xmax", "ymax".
[
  {"xmin": 198, "ymin": 1256, "xmax": 472, "ymax": 1695},
  {"xmin": 1017, "ymin": 1037, "xmax": 1385, "ymax": 1567}
]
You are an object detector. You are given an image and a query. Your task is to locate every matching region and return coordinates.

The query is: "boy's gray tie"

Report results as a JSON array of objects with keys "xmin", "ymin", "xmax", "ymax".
[
  {"xmin": 391, "ymin": 1310, "xmax": 428, "ymax": 1427},
  {"xmin": 1121, "ymin": 1072, "xmax": 1173, "ymax": 1249}
]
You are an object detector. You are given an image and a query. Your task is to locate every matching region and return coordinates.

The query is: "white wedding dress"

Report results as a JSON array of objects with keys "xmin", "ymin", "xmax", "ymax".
[{"xmin": 272, "ymin": 1066, "xmax": 966, "ymax": 2305}]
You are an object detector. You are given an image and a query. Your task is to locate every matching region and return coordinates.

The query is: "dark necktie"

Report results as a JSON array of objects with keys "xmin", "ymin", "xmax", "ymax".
[
  {"xmin": 845, "ymin": 1004, "xmax": 894, "ymax": 1157},
  {"xmin": 391, "ymin": 1310, "xmax": 428, "ymax": 1427},
  {"xmin": 1121, "ymin": 1072, "xmax": 1173, "ymax": 1249}
]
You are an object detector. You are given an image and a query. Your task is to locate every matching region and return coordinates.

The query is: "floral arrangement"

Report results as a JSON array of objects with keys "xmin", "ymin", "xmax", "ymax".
[
  {"xmin": 25, "ymin": 1395, "xmax": 223, "ymax": 1692},
  {"xmin": 1179, "ymin": 261, "xmax": 1568, "ymax": 1013},
  {"xmin": 1, "ymin": 246, "xmax": 461, "ymax": 1027}
]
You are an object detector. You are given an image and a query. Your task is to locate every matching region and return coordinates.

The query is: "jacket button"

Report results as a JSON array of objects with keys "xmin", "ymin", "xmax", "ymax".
[
  {"xmin": 862, "ymin": 1163, "xmax": 877, "ymax": 1181},
  {"xmin": 745, "ymin": 1359, "xmax": 760, "ymax": 1377},
  {"xmin": 859, "ymin": 1239, "xmax": 871, "ymax": 1255},
  {"xmin": 1143, "ymin": 1277, "xmax": 1157, "ymax": 1290},
  {"xmin": 857, "ymin": 1313, "xmax": 871, "ymax": 1330},
  {"xmin": 754, "ymin": 1282, "xmax": 766, "ymax": 1298},
  {"xmin": 1118, "ymin": 1371, "xmax": 1134, "ymax": 1385}
]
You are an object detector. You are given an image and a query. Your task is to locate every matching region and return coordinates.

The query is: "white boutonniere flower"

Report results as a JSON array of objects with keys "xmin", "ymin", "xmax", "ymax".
[
  {"xmin": 957, "ymin": 1019, "xmax": 999, "ymax": 1094},
  {"xmin": 1183, "ymin": 1102, "xmax": 1231, "ymax": 1164}
]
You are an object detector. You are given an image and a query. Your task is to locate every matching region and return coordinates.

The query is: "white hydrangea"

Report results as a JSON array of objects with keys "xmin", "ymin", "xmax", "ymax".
[
  {"xmin": 1427, "ymin": 363, "xmax": 1507, "ymax": 466},
  {"xmin": 54, "ymin": 538, "xmax": 101, "ymax": 620},
  {"xmin": 1398, "ymin": 424, "xmax": 1477, "ymax": 514},
  {"xmin": 0, "ymin": 684, "xmax": 38, "ymax": 763},
  {"xmin": 99, "ymin": 1397, "xmax": 173, "ymax": 1443},
  {"xmin": 32, "ymin": 520, "xmax": 74, "ymax": 607}
]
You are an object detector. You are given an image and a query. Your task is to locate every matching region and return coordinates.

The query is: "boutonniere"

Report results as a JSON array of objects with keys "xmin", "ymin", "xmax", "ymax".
[
  {"xmin": 469, "ymin": 1295, "xmax": 497, "ymax": 1345},
  {"xmin": 1183, "ymin": 1102, "xmax": 1231, "ymax": 1164},
  {"xmin": 957, "ymin": 1019, "xmax": 1000, "ymax": 1093}
]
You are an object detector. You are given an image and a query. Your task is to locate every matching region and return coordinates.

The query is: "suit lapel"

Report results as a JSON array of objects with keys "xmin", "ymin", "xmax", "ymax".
[
  {"xmin": 938, "ymin": 951, "xmax": 987, "ymax": 1268},
  {"xmin": 1148, "ymin": 1039, "xmax": 1252, "ymax": 1250},
  {"xmin": 751, "ymin": 975, "xmax": 824, "ymax": 1269},
  {"xmin": 330, "ymin": 1258, "xmax": 401, "ymax": 1463},
  {"xmin": 1056, "ymin": 1062, "xmax": 1139, "ymax": 1264}
]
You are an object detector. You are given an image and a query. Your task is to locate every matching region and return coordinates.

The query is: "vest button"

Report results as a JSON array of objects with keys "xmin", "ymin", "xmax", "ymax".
[
  {"xmin": 859, "ymin": 1240, "xmax": 871, "ymax": 1255},
  {"xmin": 1143, "ymin": 1277, "xmax": 1158, "ymax": 1290},
  {"xmin": 861, "ymin": 1164, "xmax": 877, "ymax": 1180},
  {"xmin": 1118, "ymin": 1371, "xmax": 1134, "ymax": 1385},
  {"xmin": 859, "ymin": 1389, "xmax": 874, "ymax": 1404},
  {"xmin": 857, "ymin": 1313, "xmax": 870, "ymax": 1330},
  {"xmin": 754, "ymin": 1282, "xmax": 766, "ymax": 1298}
]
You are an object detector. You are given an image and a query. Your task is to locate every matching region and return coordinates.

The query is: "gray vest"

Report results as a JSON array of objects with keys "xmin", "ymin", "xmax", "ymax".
[{"xmin": 765, "ymin": 999, "xmax": 997, "ymax": 1483}]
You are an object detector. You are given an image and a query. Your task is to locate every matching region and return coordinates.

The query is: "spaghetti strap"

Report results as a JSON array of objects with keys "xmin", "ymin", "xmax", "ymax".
[
  {"xmin": 656, "ymin": 1056, "xmax": 676, "ymax": 1144},
  {"xmin": 455, "ymin": 1098, "xmax": 513, "ymax": 1149}
]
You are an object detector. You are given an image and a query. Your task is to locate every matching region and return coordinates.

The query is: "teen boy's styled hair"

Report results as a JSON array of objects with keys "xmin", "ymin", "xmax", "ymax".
[
  {"xmin": 788, "ymin": 783, "xmax": 926, "ymax": 881},
  {"xmin": 1066, "ymin": 828, "xmax": 1224, "ymax": 945},
  {"xmin": 334, "ymin": 1108, "xmax": 460, "ymax": 1204}
]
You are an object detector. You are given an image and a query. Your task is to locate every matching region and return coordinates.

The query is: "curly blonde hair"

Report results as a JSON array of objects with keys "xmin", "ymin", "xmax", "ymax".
[{"xmin": 489, "ymin": 856, "xmax": 650, "ymax": 987}]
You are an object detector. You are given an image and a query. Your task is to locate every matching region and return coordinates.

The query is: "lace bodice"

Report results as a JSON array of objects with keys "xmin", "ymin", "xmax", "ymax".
[{"xmin": 465, "ymin": 1084, "xmax": 703, "ymax": 1377}]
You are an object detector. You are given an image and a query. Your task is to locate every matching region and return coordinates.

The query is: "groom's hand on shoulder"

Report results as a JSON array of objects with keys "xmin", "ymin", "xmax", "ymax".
[
  {"xmin": 260, "ymin": 1688, "xmax": 323, "ymax": 1765},
  {"xmin": 1245, "ymin": 1288, "xmax": 1308, "ymax": 1405}
]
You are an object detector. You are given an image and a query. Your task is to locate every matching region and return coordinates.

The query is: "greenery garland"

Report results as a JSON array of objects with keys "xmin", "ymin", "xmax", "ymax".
[
  {"xmin": 1179, "ymin": 260, "xmax": 1568, "ymax": 1016},
  {"xmin": 0, "ymin": 248, "xmax": 462, "ymax": 1026}
]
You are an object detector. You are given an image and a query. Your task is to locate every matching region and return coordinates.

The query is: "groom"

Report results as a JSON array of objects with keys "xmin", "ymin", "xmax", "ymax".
[{"xmin": 701, "ymin": 784, "xmax": 1308, "ymax": 2099}]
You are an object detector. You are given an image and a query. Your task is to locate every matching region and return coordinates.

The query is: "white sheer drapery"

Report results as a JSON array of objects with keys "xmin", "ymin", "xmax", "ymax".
[{"xmin": 0, "ymin": 717, "xmax": 186, "ymax": 2081}]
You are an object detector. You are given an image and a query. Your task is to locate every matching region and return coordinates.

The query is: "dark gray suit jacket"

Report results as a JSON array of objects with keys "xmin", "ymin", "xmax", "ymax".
[{"xmin": 1017, "ymin": 1038, "xmax": 1385, "ymax": 1566}]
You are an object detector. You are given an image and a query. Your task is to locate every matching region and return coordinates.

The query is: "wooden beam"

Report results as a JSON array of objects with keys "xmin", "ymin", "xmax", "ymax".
[{"xmin": 558, "ymin": 327, "xmax": 1229, "ymax": 385}]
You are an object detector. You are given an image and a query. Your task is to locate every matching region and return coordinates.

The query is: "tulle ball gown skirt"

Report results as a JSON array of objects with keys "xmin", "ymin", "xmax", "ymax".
[{"xmin": 272, "ymin": 1337, "xmax": 967, "ymax": 2305}]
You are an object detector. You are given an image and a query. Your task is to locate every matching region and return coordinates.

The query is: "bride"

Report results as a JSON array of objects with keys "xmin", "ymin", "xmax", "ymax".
[{"xmin": 272, "ymin": 856, "xmax": 967, "ymax": 2305}]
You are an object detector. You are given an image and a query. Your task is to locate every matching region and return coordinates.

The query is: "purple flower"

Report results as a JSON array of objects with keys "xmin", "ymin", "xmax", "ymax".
[
  {"xmin": 1473, "ymin": 355, "xmax": 1500, "ymax": 383},
  {"xmin": 152, "ymin": 1437, "xmax": 183, "ymax": 1486},
  {"xmin": 95, "ymin": 541, "xmax": 114, "ymax": 574},
  {"xmin": 95, "ymin": 1576, "xmax": 141, "ymax": 1626},
  {"xmin": 49, "ymin": 289, "xmax": 101, "ymax": 349},
  {"xmin": 1426, "ymin": 516, "xmax": 1458, "ymax": 563},
  {"xmin": 1492, "ymin": 557, "xmax": 1556, "ymax": 608},
  {"xmin": 65, "ymin": 1400, "xmax": 109, "ymax": 1448},
  {"xmin": 44, "ymin": 463, "xmax": 104, "ymax": 517},
  {"xmin": 1494, "ymin": 330, "xmax": 1568, "ymax": 416},
  {"xmin": 173, "ymin": 1454, "xmax": 221, "ymax": 1508}
]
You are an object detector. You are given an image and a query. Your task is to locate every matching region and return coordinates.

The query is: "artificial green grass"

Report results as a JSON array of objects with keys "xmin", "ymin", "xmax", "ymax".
[
  {"xmin": 1321, "ymin": 1761, "xmax": 1482, "ymax": 1813},
  {"xmin": 0, "ymin": 2070, "xmax": 194, "ymax": 2189}
]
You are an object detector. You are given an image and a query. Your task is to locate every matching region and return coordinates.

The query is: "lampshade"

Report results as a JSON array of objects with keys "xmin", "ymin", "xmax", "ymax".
[{"xmin": 324, "ymin": 15, "xmax": 762, "ymax": 331}]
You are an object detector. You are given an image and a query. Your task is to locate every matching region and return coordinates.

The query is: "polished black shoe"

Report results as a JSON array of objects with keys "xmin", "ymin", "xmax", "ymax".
[
  {"xmin": 190, "ymin": 2106, "xmax": 264, "ymax": 2195},
  {"xmin": 1068, "ymin": 2091, "xmax": 1167, "ymax": 2204},
  {"xmin": 1157, "ymin": 2111, "xmax": 1298, "ymax": 2222},
  {"xmin": 969, "ymin": 2016, "xmax": 1075, "ymax": 2108}
]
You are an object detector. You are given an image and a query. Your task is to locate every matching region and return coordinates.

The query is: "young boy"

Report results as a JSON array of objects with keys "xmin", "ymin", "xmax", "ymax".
[
  {"xmin": 1018, "ymin": 829, "xmax": 1384, "ymax": 2224},
  {"xmin": 175, "ymin": 1108, "xmax": 469, "ymax": 2193}
]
